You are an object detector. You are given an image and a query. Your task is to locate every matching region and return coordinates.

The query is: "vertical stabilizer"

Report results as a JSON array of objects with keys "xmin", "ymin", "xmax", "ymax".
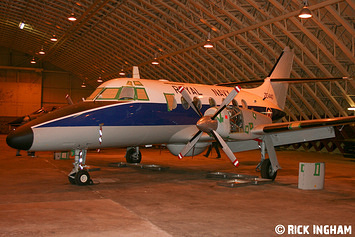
[
  {"xmin": 268, "ymin": 46, "xmax": 294, "ymax": 79},
  {"xmin": 133, "ymin": 66, "xmax": 140, "ymax": 79},
  {"xmin": 245, "ymin": 47, "xmax": 294, "ymax": 110}
]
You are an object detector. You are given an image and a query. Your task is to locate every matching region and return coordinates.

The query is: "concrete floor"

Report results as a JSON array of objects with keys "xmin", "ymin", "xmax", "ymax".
[{"xmin": 0, "ymin": 134, "xmax": 354, "ymax": 236}]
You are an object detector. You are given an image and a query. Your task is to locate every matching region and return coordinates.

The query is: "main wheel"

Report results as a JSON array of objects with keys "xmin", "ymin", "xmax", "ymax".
[
  {"xmin": 75, "ymin": 170, "xmax": 91, "ymax": 185},
  {"xmin": 125, "ymin": 147, "xmax": 142, "ymax": 163},
  {"xmin": 260, "ymin": 159, "xmax": 277, "ymax": 180}
]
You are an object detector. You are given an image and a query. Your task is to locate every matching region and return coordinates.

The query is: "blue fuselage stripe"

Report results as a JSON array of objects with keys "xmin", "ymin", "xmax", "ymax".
[{"xmin": 37, "ymin": 102, "xmax": 284, "ymax": 128}]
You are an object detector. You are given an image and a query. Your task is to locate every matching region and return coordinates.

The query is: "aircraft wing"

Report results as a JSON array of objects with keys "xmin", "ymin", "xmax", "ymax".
[
  {"xmin": 227, "ymin": 116, "xmax": 355, "ymax": 153},
  {"xmin": 252, "ymin": 116, "xmax": 355, "ymax": 134}
]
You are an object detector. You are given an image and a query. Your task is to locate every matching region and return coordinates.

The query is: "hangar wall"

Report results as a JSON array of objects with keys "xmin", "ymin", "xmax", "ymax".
[{"xmin": 0, "ymin": 47, "xmax": 94, "ymax": 133}]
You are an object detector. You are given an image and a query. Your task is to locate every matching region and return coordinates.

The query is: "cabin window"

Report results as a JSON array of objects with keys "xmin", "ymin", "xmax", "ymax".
[
  {"xmin": 135, "ymin": 88, "xmax": 149, "ymax": 100},
  {"xmin": 126, "ymin": 81, "xmax": 133, "ymax": 86},
  {"xmin": 181, "ymin": 96, "xmax": 189, "ymax": 110},
  {"xmin": 86, "ymin": 88, "xmax": 103, "ymax": 100},
  {"xmin": 118, "ymin": 87, "xmax": 135, "ymax": 100},
  {"xmin": 193, "ymin": 97, "xmax": 202, "ymax": 110},
  {"xmin": 164, "ymin": 93, "xmax": 177, "ymax": 111},
  {"xmin": 209, "ymin": 97, "xmax": 216, "ymax": 107},
  {"xmin": 232, "ymin": 99, "xmax": 238, "ymax": 107}
]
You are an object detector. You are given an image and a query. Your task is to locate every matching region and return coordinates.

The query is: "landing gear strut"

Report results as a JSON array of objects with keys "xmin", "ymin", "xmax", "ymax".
[
  {"xmin": 68, "ymin": 149, "xmax": 93, "ymax": 185},
  {"xmin": 125, "ymin": 146, "xmax": 142, "ymax": 163},
  {"xmin": 256, "ymin": 136, "xmax": 281, "ymax": 181}
]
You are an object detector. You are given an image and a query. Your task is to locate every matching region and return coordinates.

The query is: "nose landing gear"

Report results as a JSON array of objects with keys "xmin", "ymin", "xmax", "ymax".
[{"xmin": 68, "ymin": 149, "xmax": 93, "ymax": 185}]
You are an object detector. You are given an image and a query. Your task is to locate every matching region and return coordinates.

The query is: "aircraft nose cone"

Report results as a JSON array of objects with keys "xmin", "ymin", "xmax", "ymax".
[{"xmin": 6, "ymin": 126, "xmax": 34, "ymax": 150}]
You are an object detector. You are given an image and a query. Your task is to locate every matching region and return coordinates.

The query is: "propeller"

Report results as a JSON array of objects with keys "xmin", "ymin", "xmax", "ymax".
[{"xmin": 178, "ymin": 85, "xmax": 241, "ymax": 167}]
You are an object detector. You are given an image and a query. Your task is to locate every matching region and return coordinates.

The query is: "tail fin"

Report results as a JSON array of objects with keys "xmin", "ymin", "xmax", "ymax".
[
  {"xmin": 245, "ymin": 47, "xmax": 294, "ymax": 109},
  {"xmin": 133, "ymin": 66, "xmax": 140, "ymax": 79}
]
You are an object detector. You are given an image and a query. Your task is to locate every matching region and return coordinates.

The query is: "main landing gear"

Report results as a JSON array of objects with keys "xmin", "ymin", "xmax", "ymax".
[
  {"xmin": 255, "ymin": 135, "xmax": 281, "ymax": 181},
  {"xmin": 68, "ymin": 149, "xmax": 93, "ymax": 185},
  {"xmin": 125, "ymin": 146, "xmax": 142, "ymax": 163}
]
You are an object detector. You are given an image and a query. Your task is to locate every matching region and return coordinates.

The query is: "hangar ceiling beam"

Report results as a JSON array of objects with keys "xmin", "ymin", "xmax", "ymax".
[{"xmin": 270, "ymin": 0, "xmax": 352, "ymax": 116}]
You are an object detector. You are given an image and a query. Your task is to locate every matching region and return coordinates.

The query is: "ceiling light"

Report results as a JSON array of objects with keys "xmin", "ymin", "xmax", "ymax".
[
  {"xmin": 50, "ymin": 34, "xmax": 58, "ymax": 42},
  {"xmin": 119, "ymin": 69, "xmax": 126, "ymax": 76},
  {"xmin": 39, "ymin": 46, "xmax": 45, "ymax": 55},
  {"xmin": 204, "ymin": 32, "xmax": 214, "ymax": 48},
  {"xmin": 30, "ymin": 57, "xmax": 36, "ymax": 64},
  {"xmin": 204, "ymin": 39, "xmax": 214, "ymax": 48},
  {"xmin": 81, "ymin": 82, "xmax": 86, "ymax": 88},
  {"xmin": 298, "ymin": 6, "xmax": 312, "ymax": 19},
  {"xmin": 68, "ymin": 12, "xmax": 77, "ymax": 21},
  {"xmin": 348, "ymin": 107, "xmax": 355, "ymax": 111},
  {"xmin": 152, "ymin": 57, "xmax": 159, "ymax": 65},
  {"xmin": 97, "ymin": 76, "xmax": 103, "ymax": 83},
  {"xmin": 298, "ymin": 1, "xmax": 312, "ymax": 19},
  {"xmin": 19, "ymin": 21, "xmax": 25, "ymax": 29}
]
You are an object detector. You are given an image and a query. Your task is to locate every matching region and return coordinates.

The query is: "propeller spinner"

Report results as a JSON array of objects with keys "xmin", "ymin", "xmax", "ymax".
[{"xmin": 177, "ymin": 85, "xmax": 241, "ymax": 167}]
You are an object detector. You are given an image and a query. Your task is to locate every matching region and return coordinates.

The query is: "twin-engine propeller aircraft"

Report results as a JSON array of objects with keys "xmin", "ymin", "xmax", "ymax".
[{"xmin": 6, "ymin": 47, "xmax": 355, "ymax": 185}]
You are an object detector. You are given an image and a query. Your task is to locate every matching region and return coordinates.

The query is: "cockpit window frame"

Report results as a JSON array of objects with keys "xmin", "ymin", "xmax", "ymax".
[
  {"xmin": 86, "ymin": 88, "xmax": 104, "ymax": 101},
  {"xmin": 95, "ymin": 88, "xmax": 121, "ymax": 101},
  {"xmin": 135, "ymin": 87, "xmax": 149, "ymax": 101},
  {"xmin": 91, "ymin": 86, "xmax": 150, "ymax": 102}
]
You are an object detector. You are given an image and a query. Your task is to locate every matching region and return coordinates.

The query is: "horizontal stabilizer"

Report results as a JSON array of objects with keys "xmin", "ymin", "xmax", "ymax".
[{"xmin": 217, "ymin": 77, "xmax": 353, "ymax": 87}]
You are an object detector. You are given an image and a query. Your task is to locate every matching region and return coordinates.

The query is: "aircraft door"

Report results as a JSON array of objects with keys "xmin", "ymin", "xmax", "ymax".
[{"xmin": 227, "ymin": 105, "xmax": 243, "ymax": 133}]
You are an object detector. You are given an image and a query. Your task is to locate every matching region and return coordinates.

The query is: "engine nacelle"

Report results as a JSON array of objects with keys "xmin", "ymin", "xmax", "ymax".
[
  {"xmin": 203, "ymin": 107, "xmax": 230, "ymax": 138},
  {"xmin": 167, "ymin": 142, "xmax": 209, "ymax": 156},
  {"xmin": 227, "ymin": 106, "xmax": 272, "ymax": 139}
]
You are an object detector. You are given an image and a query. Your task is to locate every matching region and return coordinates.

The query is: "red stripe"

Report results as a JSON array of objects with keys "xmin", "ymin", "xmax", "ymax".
[
  {"xmin": 233, "ymin": 159, "xmax": 239, "ymax": 167},
  {"xmin": 178, "ymin": 153, "xmax": 183, "ymax": 159},
  {"xmin": 234, "ymin": 85, "xmax": 241, "ymax": 92},
  {"xmin": 178, "ymin": 86, "xmax": 184, "ymax": 93}
]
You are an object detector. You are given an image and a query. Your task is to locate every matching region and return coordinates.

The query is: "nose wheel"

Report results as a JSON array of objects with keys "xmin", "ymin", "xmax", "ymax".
[
  {"xmin": 68, "ymin": 149, "xmax": 93, "ymax": 185},
  {"xmin": 68, "ymin": 169, "xmax": 93, "ymax": 185}
]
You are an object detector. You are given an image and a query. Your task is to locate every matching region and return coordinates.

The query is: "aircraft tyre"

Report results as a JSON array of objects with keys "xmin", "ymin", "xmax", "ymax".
[
  {"xmin": 125, "ymin": 147, "xmax": 142, "ymax": 163},
  {"xmin": 68, "ymin": 174, "xmax": 76, "ymax": 185},
  {"xmin": 75, "ymin": 170, "xmax": 91, "ymax": 185},
  {"xmin": 260, "ymin": 159, "xmax": 277, "ymax": 180}
]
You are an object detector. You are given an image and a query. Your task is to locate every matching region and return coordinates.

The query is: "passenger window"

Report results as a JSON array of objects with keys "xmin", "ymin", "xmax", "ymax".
[
  {"xmin": 193, "ymin": 97, "xmax": 202, "ymax": 110},
  {"xmin": 119, "ymin": 87, "xmax": 135, "ymax": 100},
  {"xmin": 136, "ymin": 88, "xmax": 149, "ymax": 100},
  {"xmin": 181, "ymin": 96, "xmax": 189, "ymax": 110},
  {"xmin": 126, "ymin": 81, "xmax": 133, "ymax": 86},
  {"xmin": 209, "ymin": 97, "xmax": 216, "ymax": 107},
  {"xmin": 164, "ymin": 93, "xmax": 177, "ymax": 111}
]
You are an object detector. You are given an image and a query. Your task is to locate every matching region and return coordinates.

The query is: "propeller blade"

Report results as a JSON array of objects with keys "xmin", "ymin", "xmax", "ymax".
[
  {"xmin": 178, "ymin": 86, "xmax": 203, "ymax": 117},
  {"xmin": 211, "ymin": 85, "xmax": 241, "ymax": 120},
  {"xmin": 210, "ymin": 130, "xmax": 239, "ymax": 167},
  {"xmin": 178, "ymin": 131, "xmax": 203, "ymax": 159}
]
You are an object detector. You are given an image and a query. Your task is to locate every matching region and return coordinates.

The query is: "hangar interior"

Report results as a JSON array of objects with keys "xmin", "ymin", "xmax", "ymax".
[
  {"xmin": 0, "ymin": 0, "xmax": 354, "ymax": 147},
  {"xmin": 0, "ymin": 1, "xmax": 354, "ymax": 236}
]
